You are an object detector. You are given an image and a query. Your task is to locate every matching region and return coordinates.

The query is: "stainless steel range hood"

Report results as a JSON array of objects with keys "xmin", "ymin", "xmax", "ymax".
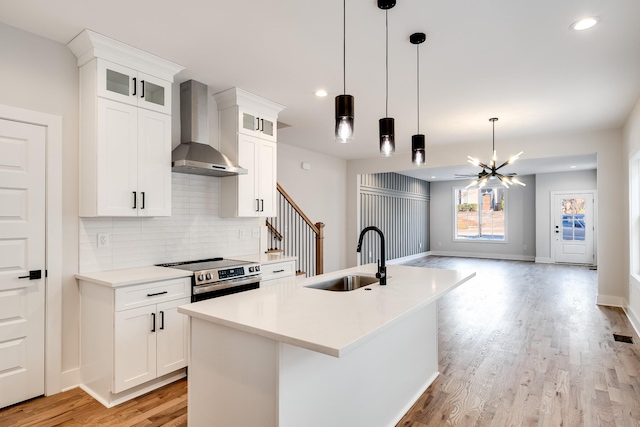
[{"xmin": 172, "ymin": 80, "xmax": 247, "ymax": 177}]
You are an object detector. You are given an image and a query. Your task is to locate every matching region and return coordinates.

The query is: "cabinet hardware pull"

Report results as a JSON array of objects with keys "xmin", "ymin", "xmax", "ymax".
[
  {"xmin": 151, "ymin": 312, "xmax": 156, "ymax": 332},
  {"xmin": 260, "ymin": 118, "xmax": 264, "ymax": 132},
  {"xmin": 260, "ymin": 199, "xmax": 264, "ymax": 212},
  {"xmin": 255, "ymin": 117, "xmax": 260, "ymax": 131},
  {"xmin": 132, "ymin": 77, "xmax": 137, "ymax": 96},
  {"xmin": 273, "ymin": 269, "xmax": 285, "ymax": 273},
  {"xmin": 147, "ymin": 291, "xmax": 168, "ymax": 297},
  {"xmin": 140, "ymin": 80, "xmax": 145, "ymax": 98},
  {"xmin": 256, "ymin": 199, "xmax": 260, "ymax": 212},
  {"xmin": 159, "ymin": 311, "xmax": 165, "ymax": 330},
  {"xmin": 133, "ymin": 191, "xmax": 137, "ymax": 209},
  {"xmin": 141, "ymin": 192, "xmax": 145, "ymax": 209}
]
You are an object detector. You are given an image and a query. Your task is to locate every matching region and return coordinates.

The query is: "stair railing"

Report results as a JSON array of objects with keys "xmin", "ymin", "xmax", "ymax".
[{"xmin": 266, "ymin": 183, "xmax": 324, "ymax": 277}]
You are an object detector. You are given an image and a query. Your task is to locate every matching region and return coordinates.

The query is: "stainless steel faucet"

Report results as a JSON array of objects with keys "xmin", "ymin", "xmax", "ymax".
[{"xmin": 356, "ymin": 226, "xmax": 387, "ymax": 286}]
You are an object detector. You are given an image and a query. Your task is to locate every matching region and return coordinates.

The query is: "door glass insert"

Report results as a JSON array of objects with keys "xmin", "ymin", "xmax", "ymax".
[
  {"xmin": 242, "ymin": 113, "xmax": 257, "ymax": 132},
  {"xmin": 106, "ymin": 69, "xmax": 130, "ymax": 96},
  {"xmin": 262, "ymin": 119, "xmax": 274, "ymax": 136},
  {"xmin": 143, "ymin": 81, "xmax": 165, "ymax": 107},
  {"xmin": 561, "ymin": 198, "xmax": 585, "ymax": 241}
]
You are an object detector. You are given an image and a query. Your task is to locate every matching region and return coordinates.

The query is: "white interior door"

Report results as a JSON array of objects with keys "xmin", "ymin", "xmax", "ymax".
[
  {"xmin": 553, "ymin": 192, "xmax": 595, "ymax": 264},
  {"xmin": 0, "ymin": 119, "xmax": 46, "ymax": 409}
]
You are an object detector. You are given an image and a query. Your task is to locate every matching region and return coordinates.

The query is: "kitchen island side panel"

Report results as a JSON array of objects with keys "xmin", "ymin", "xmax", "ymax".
[{"xmin": 278, "ymin": 301, "xmax": 438, "ymax": 427}]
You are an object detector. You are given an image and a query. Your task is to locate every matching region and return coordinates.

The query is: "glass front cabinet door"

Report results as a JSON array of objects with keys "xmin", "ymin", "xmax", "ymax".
[
  {"xmin": 239, "ymin": 108, "xmax": 277, "ymax": 142},
  {"xmin": 97, "ymin": 59, "xmax": 172, "ymax": 115}
]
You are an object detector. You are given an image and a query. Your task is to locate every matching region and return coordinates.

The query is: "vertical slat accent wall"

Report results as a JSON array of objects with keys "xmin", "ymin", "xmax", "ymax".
[{"xmin": 359, "ymin": 172, "xmax": 430, "ymax": 265}]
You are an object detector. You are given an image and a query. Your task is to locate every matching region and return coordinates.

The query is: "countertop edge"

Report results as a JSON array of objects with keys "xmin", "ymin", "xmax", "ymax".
[{"xmin": 76, "ymin": 266, "xmax": 192, "ymax": 288}]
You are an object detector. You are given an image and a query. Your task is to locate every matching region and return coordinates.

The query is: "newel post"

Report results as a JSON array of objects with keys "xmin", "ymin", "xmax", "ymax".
[{"xmin": 315, "ymin": 222, "xmax": 325, "ymax": 275}]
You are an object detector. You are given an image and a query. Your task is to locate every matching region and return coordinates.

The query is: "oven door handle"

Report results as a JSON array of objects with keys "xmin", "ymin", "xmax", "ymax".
[{"xmin": 193, "ymin": 275, "xmax": 262, "ymax": 295}]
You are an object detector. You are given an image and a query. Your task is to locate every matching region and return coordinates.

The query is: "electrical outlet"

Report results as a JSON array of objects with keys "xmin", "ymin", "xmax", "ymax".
[
  {"xmin": 523, "ymin": 245, "xmax": 527, "ymax": 250},
  {"xmin": 97, "ymin": 232, "xmax": 110, "ymax": 248},
  {"xmin": 438, "ymin": 242, "xmax": 442, "ymax": 247},
  {"xmin": 252, "ymin": 227, "xmax": 260, "ymax": 239},
  {"xmin": 239, "ymin": 229, "xmax": 246, "ymax": 239}
]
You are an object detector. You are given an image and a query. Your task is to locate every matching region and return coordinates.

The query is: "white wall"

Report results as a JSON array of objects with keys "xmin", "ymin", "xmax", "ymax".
[
  {"xmin": 276, "ymin": 142, "xmax": 348, "ymax": 272},
  {"xmin": 347, "ymin": 127, "xmax": 625, "ymax": 305},
  {"xmin": 0, "ymin": 22, "xmax": 80, "ymax": 374},
  {"xmin": 623, "ymin": 94, "xmax": 640, "ymax": 331},
  {"xmin": 430, "ymin": 175, "xmax": 535, "ymax": 260},
  {"xmin": 534, "ymin": 170, "xmax": 597, "ymax": 263}
]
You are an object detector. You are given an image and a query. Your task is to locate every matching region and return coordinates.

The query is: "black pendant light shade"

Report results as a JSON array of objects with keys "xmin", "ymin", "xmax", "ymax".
[
  {"xmin": 379, "ymin": 117, "xmax": 395, "ymax": 157},
  {"xmin": 410, "ymin": 32, "xmax": 426, "ymax": 166},
  {"xmin": 335, "ymin": 94, "xmax": 354, "ymax": 143},
  {"xmin": 335, "ymin": 0, "xmax": 354, "ymax": 143},
  {"xmin": 378, "ymin": 0, "xmax": 396, "ymax": 9},
  {"xmin": 412, "ymin": 134, "xmax": 425, "ymax": 165}
]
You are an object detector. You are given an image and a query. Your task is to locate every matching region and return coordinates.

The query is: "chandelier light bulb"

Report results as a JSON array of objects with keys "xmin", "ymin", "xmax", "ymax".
[{"xmin": 467, "ymin": 156, "xmax": 480, "ymax": 167}]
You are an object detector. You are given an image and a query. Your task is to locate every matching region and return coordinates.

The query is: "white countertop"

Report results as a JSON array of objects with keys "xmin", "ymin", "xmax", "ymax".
[
  {"xmin": 76, "ymin": 266, "xmax": 192, "ymax": 288},
  {"xmin": 232, "ymin": 253, "xmax": 297, "ymax": 265},
  {"xmin": 178, "ymin": 264, "xmax": 475, "ymax": 357}
]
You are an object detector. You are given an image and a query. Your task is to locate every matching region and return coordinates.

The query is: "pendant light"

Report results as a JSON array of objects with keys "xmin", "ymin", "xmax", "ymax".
[
  {"xmin": 335, "ymin": 0, "xmax": 354, "ymax": 143},
  {"xmin": 463, "ymin": 118, "xmax": 525, "ymax": 189},
  {"xmin": 410, "ymin": 32, "xmax": 426, "ymax": 166},
  {"xmin": 379, "ymin": 0, "xmax": 396, "ymax": 157}
]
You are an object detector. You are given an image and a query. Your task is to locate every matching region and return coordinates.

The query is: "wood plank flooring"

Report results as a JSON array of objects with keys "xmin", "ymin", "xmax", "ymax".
[{"xmin": 2, "ymin": 257, "xmax": 639, "ymax": 426}]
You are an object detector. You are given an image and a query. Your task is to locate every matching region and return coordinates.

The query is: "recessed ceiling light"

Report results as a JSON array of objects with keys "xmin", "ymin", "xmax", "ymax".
[
  {"xmin": 571, "ymin": 17, "xmax": 598, "ymax": 31},
  {"xmin": 570, "ymin": 165, "xmax": 577, "ymax": 169},
  {"xmin": 315, "ymin": 89, "xmax": 328, "ymax": 97},
  {"xmin": 431, "ymin": 176, "xmax": 436, "ymax": 179}
]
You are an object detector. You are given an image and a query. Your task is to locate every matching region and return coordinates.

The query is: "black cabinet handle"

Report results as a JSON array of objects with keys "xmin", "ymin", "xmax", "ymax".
[
  {"xmin": 147, "ymin": 291, "xmax": 168, "ymax": 297},
  {"xmin": 133, "ymin": 191, "xmax": 137, "ymax": 209},
  {"xmin": 256, "ymin": 199, "xmax": 260, "ymax": 212},
  {"xmin": 255, "ymin": 117, "xmax": 259, "ymax": 131},
  {"xmin": 132, "ymin": 77, "xmax": 137, "ymax": 96},
  {"xmin": 141, "ymin": 192, "xmax": 145, "ymax": 209},
  {"xmin": 151, "ymin": 312, "xmax": 156, "ymax": 332},
  {"xmin": 140, "ymin": 80, "xmax": 145, "ymax": 98},
  {"xmin": 260, "ymin": 199, "xmax": 264, "ymax": 212},
  {"xmin": 273, "ymin": 269, "xmax": 285, "ymax": 273},
  {"xmin": 159, "ymin": 311, "xmax": 165, "ymax": 330},
  {"xmin": 260, "ymin": 118, "xmax": 264, "ymax": 132}
]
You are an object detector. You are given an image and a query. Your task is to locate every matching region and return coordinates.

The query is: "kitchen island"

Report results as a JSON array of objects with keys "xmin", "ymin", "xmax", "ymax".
[{"xmin": 178, "ymin": 263, "xmax": 475, "ymax": 427}]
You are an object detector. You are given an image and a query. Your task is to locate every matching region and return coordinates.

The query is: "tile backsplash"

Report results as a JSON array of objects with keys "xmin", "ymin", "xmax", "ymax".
[{"xmin": 79, "ymin": 173, "xmax": 260, "ymax": 273}]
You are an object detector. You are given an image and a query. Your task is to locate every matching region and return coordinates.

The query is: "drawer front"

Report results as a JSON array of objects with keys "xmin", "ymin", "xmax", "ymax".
[
  {"xmin": 260, "ymin": 260, "xmax": 295, "ymax": 282},
  {"xmin": 115, "ymin": 277, "xmax": 191, "ymax": 311}
]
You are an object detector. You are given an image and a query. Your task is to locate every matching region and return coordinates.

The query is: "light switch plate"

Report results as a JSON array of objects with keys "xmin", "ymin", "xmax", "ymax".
[{"xmin": 252, "ymin": 227, "xmax": 260, "ymax": 239}]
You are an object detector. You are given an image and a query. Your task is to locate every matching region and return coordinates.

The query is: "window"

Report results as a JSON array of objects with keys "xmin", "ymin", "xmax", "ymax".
[{"xmin": 454, "ymin": 187, "xmax": 506, "ymax": 241}]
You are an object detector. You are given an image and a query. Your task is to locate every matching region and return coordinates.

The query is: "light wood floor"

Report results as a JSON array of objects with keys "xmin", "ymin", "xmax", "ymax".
[{"xmin": 2, "ymin": 257, "xmax": 639, "ymax": 426}]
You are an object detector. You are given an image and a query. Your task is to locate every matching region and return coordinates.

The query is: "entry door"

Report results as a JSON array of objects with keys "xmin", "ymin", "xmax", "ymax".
[
  {"xmin": 553, "ymin": 193, "xmax": 594, "ymax": 264},
  {"xmin": 0, "ymin": 119, "xmax": 46, "ymax": 408}
]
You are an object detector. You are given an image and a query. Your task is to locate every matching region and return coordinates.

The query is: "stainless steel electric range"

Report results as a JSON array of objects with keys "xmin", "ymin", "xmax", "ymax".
[{"xmin": 157, "ymin": 257, "xmax": 261, "ymax": 302}]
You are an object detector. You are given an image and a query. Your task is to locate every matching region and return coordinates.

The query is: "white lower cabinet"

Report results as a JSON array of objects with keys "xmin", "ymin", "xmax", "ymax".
[
  {"xmin": 80, "ymin": 277, "xmax": 190, "ymax": 407},
  {"xmin": 260, "ymin": 259, "xmax": 296, "ymax": 287}
]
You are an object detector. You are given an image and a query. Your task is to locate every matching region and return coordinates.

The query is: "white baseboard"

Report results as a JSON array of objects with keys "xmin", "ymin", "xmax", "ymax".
[
  {"xmin": 624, "ymin": 304, "xmax": 640, "ymax": 338},
  {"xmin": 60, "ymin": 367, "xmax": 81, "ymax": 392},
  {"xmin": 430, "ymin": 250, "xmax": 535, "ymax": 262},
  {"xmin": 387, "ymin": 252, "xmax": 430, "ymax": 265},
  {"xmin": 535, "ymin": 257, "xmax": 553, "ymax": 264},
  {"xmin": 596, "ymin": 294, "xmax": 626, "ymax": 307}
]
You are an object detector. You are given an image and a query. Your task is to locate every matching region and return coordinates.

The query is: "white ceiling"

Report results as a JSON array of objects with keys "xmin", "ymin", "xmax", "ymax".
[{"xmin": 1, "ymin": 0, "xmax": 639, "ymax": 170}]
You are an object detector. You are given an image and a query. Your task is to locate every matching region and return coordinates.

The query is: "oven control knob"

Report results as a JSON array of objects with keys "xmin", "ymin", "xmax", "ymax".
[
  {"xmin": 197, "ymin": 274, "xmax": 205, "ymax": 282},
  {"xmin": 249, "ymin": 267, "xmax": 255, "ymax": 273},
  {"xmin": 206, "ymin": 273, "xmax": 212, "ymax": 280},
  {"xmin": 255, "ymin": 265, "xmax": 260, "ymax": 272}
]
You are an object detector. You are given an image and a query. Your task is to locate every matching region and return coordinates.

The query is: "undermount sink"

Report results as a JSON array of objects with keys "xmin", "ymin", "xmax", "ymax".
[{"xmin": 304, "ymin": 275, "xmax": 379, "ymax": 292}]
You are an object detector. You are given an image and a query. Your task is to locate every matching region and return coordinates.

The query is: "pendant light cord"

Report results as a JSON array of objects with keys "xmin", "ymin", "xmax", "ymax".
[
  {"xmin": 385, "ymin": 10, "xmax": 389, "ymax": 117},
  {"xmin": 343, "ymin": 0, "xmax": 346, "ymax": 95},
  {"xmin": 416, "ymin": 42, "xmax": 420, "ymax": 133},
  {"xmin": 492, "ymin": 119, "xmax": 495, "ymax": 153}
]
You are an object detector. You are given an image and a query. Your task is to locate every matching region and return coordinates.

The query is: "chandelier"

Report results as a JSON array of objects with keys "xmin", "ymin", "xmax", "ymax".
[{"xmin": 462, "ymin": 118, "xmax": 525, "ymax": 189}]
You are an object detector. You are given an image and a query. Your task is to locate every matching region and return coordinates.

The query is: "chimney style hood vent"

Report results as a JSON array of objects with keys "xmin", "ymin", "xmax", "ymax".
[{"xmin": 172, "ymin": 80, "xmax": 248, "ymax": 177}]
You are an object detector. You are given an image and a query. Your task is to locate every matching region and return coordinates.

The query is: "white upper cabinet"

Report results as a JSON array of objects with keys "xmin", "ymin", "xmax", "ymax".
[
  {"xmin": 68, "ymin": 29, "xmax": 184, "ymax": 217},
  {"xmin": 98, "ymin": 59, "xmax": 172, "ymax": 115},
  {"xmin": 214, "ymin": 88, "xmax": 285, "ymax": 218}
]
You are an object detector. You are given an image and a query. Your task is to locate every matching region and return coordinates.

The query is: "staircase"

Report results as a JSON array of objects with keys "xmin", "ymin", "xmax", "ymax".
[{"xmin": 265, "ymin": 183, "xmax": 324, "ymax": 277}]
